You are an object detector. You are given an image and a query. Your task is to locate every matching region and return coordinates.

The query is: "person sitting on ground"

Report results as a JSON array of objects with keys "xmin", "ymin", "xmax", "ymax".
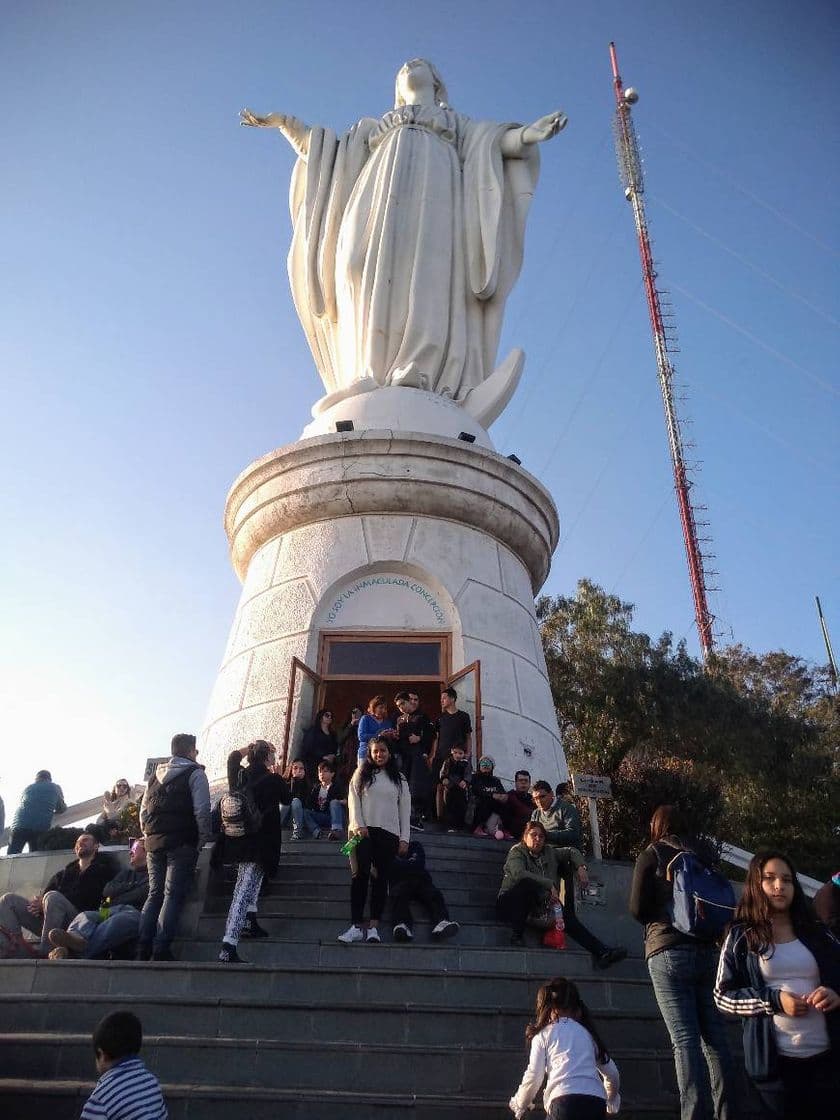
[
  {"xmin": 48, "ymin": 838, "xmax": 150, "ymax": 960},
  {"xmin": 7, "ymin": 769, "xmax": 67, "ymax": 854},
  {"xmin": 300, "ymin": 708, "xmax": 338, "ymax": 780},
  {"xmin": 280, "ymin": 759, "xmax": 310, "ymax": 839},
  {"xmin": 470, "ymin": 756, "xmax": 510, "ymax": 839},
  {"xmin": 80, "ymin": 1010, "xmax": 167, "ymax": 1120},
  {"xmin": 438, "ymin": 743, "xmax": 473, "ymax": 832},
  {"xmin": 89, "ymin": 778, "xmax": 144, "ymax": 844},
  {"xmin": 501, "ymin": 770, "xmax": 534, "ymax": 840},
  {"xmin": 216, "ymin": 741, "xmax": 291, "ymax": 963},
  {"xmin": 136, "ymin": 733, "xmax": 211, "ymax": 963},
  {"xmin": 302, "ymin": 759, "xmax": 346, "ymax": 840},
  {"xmin": 357, "ymin": 695, "xmax": 397, "ymax": 766},
  {"xmin": 0, "ymin": 831, "xmax": 117, "ymax": 957},
  {"xmin": 389, "ymin": 839, "xmax": 459, "ymax": 942},
  {"xmin": 497, "ymin": 821, "xmax": 627, "ymax": 968},
  {"xmin": 530, "ymin": 781, "xmax": 583, "ymax": 849}
]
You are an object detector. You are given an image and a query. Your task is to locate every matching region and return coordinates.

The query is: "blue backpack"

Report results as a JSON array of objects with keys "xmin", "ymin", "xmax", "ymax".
[{"xmin": 656, "ymin": 844, "xmax": 736, "ymax": 940}]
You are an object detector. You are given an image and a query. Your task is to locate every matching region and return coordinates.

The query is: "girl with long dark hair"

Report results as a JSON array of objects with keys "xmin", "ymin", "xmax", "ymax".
[
  {"xmin": 338, "ymin": 736, "xmax": 410, "ymax": 944},
  {"xmin": 509, "ymin": 976, "xmax": 620, "ymax": 1119},
  {"xmin": 300, "ymin": 708, "xmax": 337, "ymax": 779},
  {"xmin": 216, "ymin": 740, "xmax": 291, "ymax": 963},
  {"xmin": 714, "ymin": 850, "xmax": 840, "ymax": 1117},
  {"xmin": 629, "ymin": 804, "xmax": 737, "ymax": 1119}
]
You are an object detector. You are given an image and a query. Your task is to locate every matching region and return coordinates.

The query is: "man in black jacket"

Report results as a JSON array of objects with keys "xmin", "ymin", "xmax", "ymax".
[
  {"xmin": 48, "ymin": 839, "xmax": 150, "ymax": 960},
  {"xmin": 389, "ymin": 840, "xmax": 459, "ymax": 942},
  {"xmin": 0, "ymin": 832, "xmax": 117, "ymax": 957}
]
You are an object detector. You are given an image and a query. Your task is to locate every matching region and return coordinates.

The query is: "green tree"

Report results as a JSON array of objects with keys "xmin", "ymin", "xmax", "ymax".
[{"xmin": 538, "ymin": 581, "xmax": 839, "ymax": 876}]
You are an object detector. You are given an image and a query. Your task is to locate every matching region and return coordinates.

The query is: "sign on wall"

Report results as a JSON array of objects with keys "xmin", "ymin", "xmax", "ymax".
[{"xmin": 322, "ymin": 573, "xmax": 449, "ymax": 628}]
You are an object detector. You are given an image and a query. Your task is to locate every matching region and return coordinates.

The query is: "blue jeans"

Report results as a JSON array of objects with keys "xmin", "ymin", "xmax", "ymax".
[
  {"xmin": 303, "ymin": 802, "xmax": 344, "ymax": 835},
  {"xmin": 648, "ymin": 945, "xmax": 738, "ymax": 1120},
  {"xmin": 279, "ymin": 798, "xmax": 304, "ymax": 833},
  {"xmin": 68, "ymin": 905, "xmax": 141, "ymax": 958},
  {"xmin": 138, "ymin": 844, "xmax": 197, "ymax": 952}
]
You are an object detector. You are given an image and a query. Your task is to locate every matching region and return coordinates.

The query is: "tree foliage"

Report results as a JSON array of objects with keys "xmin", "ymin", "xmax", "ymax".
[{"xmin": 538, "ymin": 580, "xmax": 839, "ymax": 877}]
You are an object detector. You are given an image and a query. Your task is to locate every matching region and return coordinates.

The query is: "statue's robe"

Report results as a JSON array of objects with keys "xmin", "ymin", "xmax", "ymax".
[{"xmin": 288, "ymin": 104, "xmax": 540, "ymax": 400}]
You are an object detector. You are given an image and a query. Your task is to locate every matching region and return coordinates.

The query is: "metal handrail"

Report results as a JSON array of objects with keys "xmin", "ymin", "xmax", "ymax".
[{"xmin": 721, "ymin": 842, "xmax": 822, "ymax": 899}]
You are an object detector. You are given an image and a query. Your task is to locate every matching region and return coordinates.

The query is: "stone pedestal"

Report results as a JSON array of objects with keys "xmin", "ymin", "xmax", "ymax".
[{"xmin": 198, "ymin": 430, "xmax": 566, "ymax": 786}]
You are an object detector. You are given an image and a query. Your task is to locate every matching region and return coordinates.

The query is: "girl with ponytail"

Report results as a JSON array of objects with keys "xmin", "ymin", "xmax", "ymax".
[{"xmin": 510, "ymin": 976, "xmax": 621, "ymax": 1119}]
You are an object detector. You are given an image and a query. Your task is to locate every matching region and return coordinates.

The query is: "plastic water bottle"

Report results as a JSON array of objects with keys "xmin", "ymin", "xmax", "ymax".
[
  {"xmin": 99, "ymin": 899, "xmax": 111, "ymax": 922},
  {"xmin": 552, "ymin": 902, "xmax": 565, "ymax": 931},
  {"xmin": 340, "ymin": 835, "xmax": 362, "ymax": 858}
]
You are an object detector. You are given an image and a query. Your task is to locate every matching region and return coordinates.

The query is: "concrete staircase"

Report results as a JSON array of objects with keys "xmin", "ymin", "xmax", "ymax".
[{"xmin": 0, "ymin": 832, "xmax": 703, "ymax": 1118}]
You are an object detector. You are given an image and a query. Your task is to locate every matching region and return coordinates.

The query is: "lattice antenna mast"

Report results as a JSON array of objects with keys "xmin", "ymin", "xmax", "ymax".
[{"xmin": 609, "ymin": 41, "xmax": 717, "ymax": 659}]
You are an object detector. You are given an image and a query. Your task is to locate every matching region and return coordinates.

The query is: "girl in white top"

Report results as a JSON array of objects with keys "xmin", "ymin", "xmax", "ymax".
[
  {"xmin": 339, "ymin": 736, "xmax": 410, "ymax": 944},
  {"xmin": 510, "ymin": 976, "xmax": 620, "ymax": 1120},
  {"xmin": 714, "ymin": 850, "xmax": 840, "ymax": 1117}
]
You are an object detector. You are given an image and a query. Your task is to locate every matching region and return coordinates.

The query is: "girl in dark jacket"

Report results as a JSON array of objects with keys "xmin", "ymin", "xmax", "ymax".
[
  {"xmin": 629, "ymin": 805, "xmax": 738, "ymax": 1120},
  {"xmin": 714, "ymin": 849, "xmax": 840, "ymax": 1117},
  {"xmin": 217, "ymin": 741, "xmax": 291, "ymax": 963},
  {"xmin": 470, "ymin": 756, "xmax": 508, "ymax": 838},
  {"xmin": 300, "ymin": 709, "xmax": 338, "ymax": 780}
]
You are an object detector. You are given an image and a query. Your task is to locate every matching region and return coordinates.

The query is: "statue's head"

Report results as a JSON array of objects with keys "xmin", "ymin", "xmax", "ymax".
[{"xmin": 395, "ymin": 58, "xmax": 449, "ymax": 108}]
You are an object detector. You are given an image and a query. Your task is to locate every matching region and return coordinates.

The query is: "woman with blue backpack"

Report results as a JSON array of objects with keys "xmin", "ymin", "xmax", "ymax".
[
  {"xmin": 714, "ymin": 849, "xmax": 839, "ymax": 1117},
  {"xmin": 215, "ymin": 741, "xmax": 291, "ymax": 964},
  {"xmin": 629, "ymin": 804, "xmax": 738, "ymax": 1120}
]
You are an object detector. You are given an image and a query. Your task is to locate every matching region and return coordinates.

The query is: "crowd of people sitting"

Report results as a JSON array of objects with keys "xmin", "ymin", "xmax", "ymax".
[{"xmin": 2, "ymin": 690, "xmax": 838, "ymax": 1119}]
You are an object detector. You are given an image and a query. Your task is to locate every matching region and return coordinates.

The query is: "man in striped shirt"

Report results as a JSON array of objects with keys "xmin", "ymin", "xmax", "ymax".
[{"xmin": 81, "ymin": 1011, "xmax": 167, "ymax": 1120}]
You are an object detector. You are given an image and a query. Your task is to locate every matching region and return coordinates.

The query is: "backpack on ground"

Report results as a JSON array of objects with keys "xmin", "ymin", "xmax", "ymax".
[
  {"xmin": 656, "ymin": 844, "xmax": 736, "ymax": 940},
  {"xmin": 219, "ymin": 778, "xmax": 263, "ymax": 839}
]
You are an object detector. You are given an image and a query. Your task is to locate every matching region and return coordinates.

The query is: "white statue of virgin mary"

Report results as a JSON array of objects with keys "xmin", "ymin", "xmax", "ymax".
[{"xmin": 242, "ymin": 59, "xmax": 566, "ymax": 428}]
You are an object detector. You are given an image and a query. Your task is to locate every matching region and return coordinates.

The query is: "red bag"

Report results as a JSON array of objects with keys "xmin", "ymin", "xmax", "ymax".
[{"xmin": 542, "ymin": 927, "xmax": 566, "ymax": 949}]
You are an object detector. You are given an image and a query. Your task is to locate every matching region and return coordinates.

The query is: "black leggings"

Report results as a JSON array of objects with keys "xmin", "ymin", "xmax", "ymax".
[
  {"xmin": 753, "ymin": 1049, "xmax": 839, "ymax": 1118},
  {"xmin": 350, "ymin": 827, "xmax": 399, "ymax": 924},
  {"xmin": 548, "ymin": 1095, "xmax": 607, "ymax": 1120}
]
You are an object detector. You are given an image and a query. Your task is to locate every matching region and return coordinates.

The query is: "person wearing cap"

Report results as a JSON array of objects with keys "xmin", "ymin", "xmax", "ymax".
[
  {"xmin": 7, "ymin": 770, "xmax": 67, "ymax": 854},
  {"xmin": 47, "ymin": 839, "xmax": 150, "ymax": 960},
  {"xmin": 470, "ymin": 756, "xmax": 510, "ymax": 839}
]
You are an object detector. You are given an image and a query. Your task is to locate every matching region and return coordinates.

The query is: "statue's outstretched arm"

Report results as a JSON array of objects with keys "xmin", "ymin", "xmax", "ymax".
[
  {"xmin": 500, "ymin": 110, "xmax": 567, "ymax": 157},
  {"xmin": 240, "ymin": 108, "xmax": 311, "ymax": 158}
]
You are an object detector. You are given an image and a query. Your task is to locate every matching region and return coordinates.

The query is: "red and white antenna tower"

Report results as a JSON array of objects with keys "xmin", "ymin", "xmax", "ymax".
[{"xmin": 609, "ymin": 41, "xmax": 718, "ymax": 659}]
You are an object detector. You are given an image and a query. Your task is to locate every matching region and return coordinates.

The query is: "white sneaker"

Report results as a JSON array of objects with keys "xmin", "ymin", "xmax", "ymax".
[
  {"xmin": 365, "ymin": 927, "xmax": 381, "ymax": 943},
  {"xmin": 432, "ymin": 920, "xmax": 460, "ymax": 939},
  {"xmin": 337, "ymin": 925, "xmax": 365, "ymax": 944},
  {"xmin": 392, "ymin": 923, "xmax": 413, "ymax": 942}
]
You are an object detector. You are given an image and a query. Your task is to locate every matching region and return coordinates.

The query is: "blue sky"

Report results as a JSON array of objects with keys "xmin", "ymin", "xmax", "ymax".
[{"xmin": 2, "ymin": 1, "xmax": 837, "ymax": 818}]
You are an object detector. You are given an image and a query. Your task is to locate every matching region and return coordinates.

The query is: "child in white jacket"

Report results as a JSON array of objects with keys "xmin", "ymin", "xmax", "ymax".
[{"xmin": 510, "ymin": 976, "xmax": 620, "ymax": 1119}]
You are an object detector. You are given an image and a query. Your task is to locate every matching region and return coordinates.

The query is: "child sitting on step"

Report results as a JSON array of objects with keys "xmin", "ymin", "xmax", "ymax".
[{"xmin": 437, "ymin": 744, "xmax": 473, "ymax": 832}]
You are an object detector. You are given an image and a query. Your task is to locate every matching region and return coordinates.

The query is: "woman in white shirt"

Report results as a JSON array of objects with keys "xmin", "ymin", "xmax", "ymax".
[
  {"xmin": 339, "ymin": 736, "xmax": 410, "ymax": 944},
  {"xmin": 510, "ymin": 976, "xmax": 620, "ymax": 1119},
  {"xmin": 715, "ymin": 849, "xmax": 840, "ymax": 1118}
]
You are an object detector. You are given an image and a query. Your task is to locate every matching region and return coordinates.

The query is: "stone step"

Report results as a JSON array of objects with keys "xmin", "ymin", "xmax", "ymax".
[
  {"xmin": 214, "ymin": 879, "xmax": 499, "ymax": 906},
  {"xmin": 0, "ymin": 1079, "xmax": 681, "ymax": 1120},
  {"xmin": 1, "ymin": 1033, "xmax": 677, "ymax": 1098},
  {"xmin": 217, "ymin": 862, "xmax": 503, "ymax": 890},
  {"xmin": 277, "ymin": 837, "xmax": 512, "ymax": 860},
  {"xmin": 202, "ymin": 895, "xmax": 498, "ymax": 921},
  {"xmin": 0, "ymin": 994, "xmax": 671, "ymax": 1049},
  {"xmin": 208, "ymin": 878, "xmax": 504, "ymax": 904},
  {"xmin": 193, "ymin": 912, "xmax": 634, "ymax": 951},
  {"xmin": 0, "ymin": 958, "xmax": 658, "ymax": 1012}
]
